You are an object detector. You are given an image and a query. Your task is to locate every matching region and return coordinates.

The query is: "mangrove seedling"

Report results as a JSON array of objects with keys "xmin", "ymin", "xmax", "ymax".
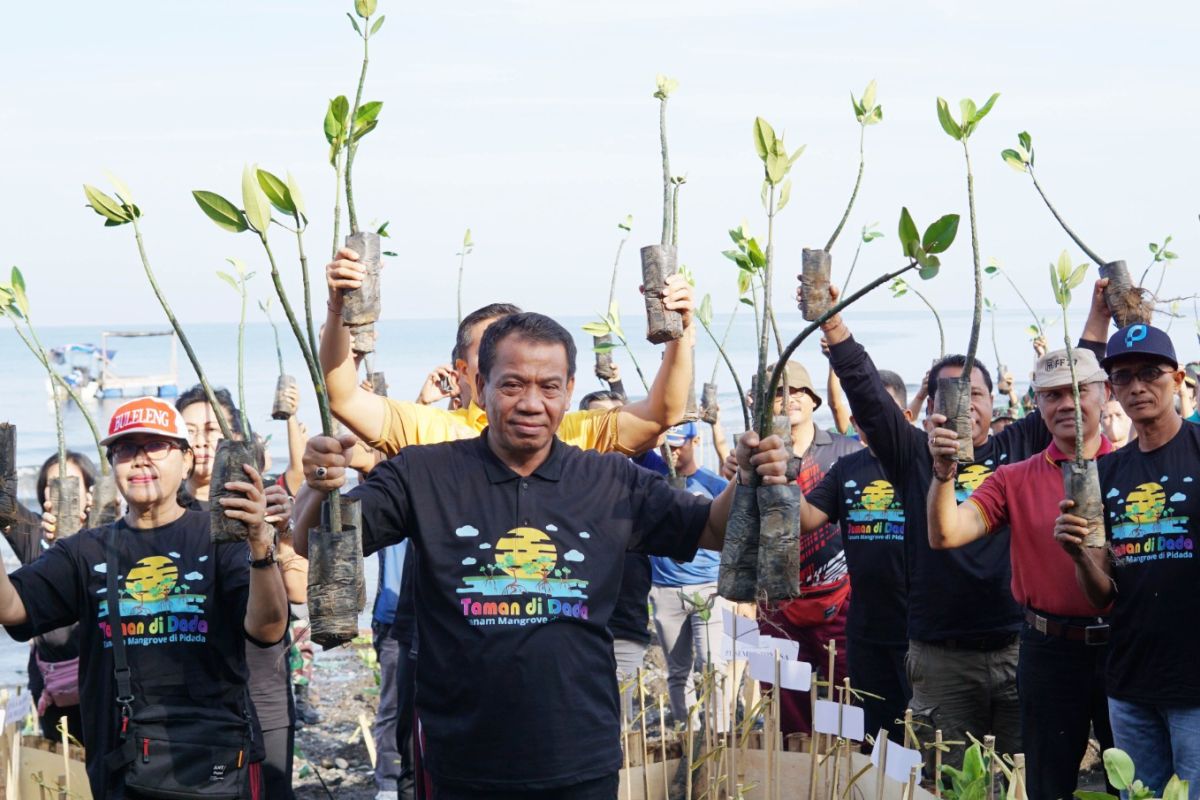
[
  {"xmin": 1002, "ymin": 131, "xmax": 1152, "ymax": 327},
  {"xmin": 695, "ymin": 294, "xmax": 749, "ymax": 430},
  {"xmin": 801, "ymin": 80, "xmax": 882, "ymax": 320},
  {"xmin": 0, "ymin": 268, "xmax": 82, "ymax": 534},
  {"xmin": 594, "ymin": 215, "xmax": 633, "ymax": 385},
  {"xmin": 456, "ymin": 228, "xmax": 473, "ymax": 325},
  {"xmin": 984, "ymin": 257, "xmax": 1048, "ymax": 340},
  {"xmin": 85, "ymin": 177, "xmax": 257, "ymax": 542},
  {"xmin": 583, "ymin": 302, "xmax": 650, "ymax": 395},
  {"xmin": 936, "ymin": 91, "xmax": 1000, "ymax": 462},
  {"xmin": 890, "ymin": 276, "xmax": 945, "ymax": 358},
  {"xmin": 984, "ymin": 297, "xmax": 1011, "ymax": 395},
  {"xmin": 1140, "ymin": 235, "xmax": 1179, "ymax": 302},
  {"xmin": 1050, "ymin": 250, "xmax": 1105, "ymax": 547},
  {"xmin": 260, "ymin": 297, "xmax": 298, "ymax": 421},
  {"xmin": 193, "ymin": 167, "xmax": 364, "ymax": 647},
  {"xmin": 216, "ymin": 258, "xmax": 255, "ymax": 440},
  {"xmin": 640, "ymin": 74, "xmax": 685, "ymax": 344},
  {"xmin": 338, "ymin": 0, "xmax": 386, "ymax": 342},
  {"xmin": 840, "ymin": 222, "xmax": 883, "ymax": 295},
  {"xmin": 1078, "ymin": 747, "xmax": 1191, "ymax": 800}
]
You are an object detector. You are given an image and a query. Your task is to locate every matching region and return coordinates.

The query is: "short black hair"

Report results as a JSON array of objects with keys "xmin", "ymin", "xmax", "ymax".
[
  {"xmin": 175, "ymin": 384, "xmax": 244, "ymax": 438},
  {"xmin": 36, "ymin": 451, "xmax": 98, "ymax": 507},
  {"xmin": 579, "ymin": 390, "xmax": 625, "ymax": 411},
  {"xmin": 453, "ymin": 303, "xmax": 523, "ymax": 364},
  {"xmin": 877, "ymin": 370, "xmax": 907, "ymax": 406},
  {"xmin": 478, "ymin": 312, "xmax": 577, "ymax": 382},
  {"xmin": 928, "ymin": 355, "xmax": 993, "ymax": 400}
]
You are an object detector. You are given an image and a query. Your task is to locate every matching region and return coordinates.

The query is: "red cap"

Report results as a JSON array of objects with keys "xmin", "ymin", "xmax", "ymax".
[{"xmin": 100, "ymin": 397, "xmax": 190, "ymax": 447}]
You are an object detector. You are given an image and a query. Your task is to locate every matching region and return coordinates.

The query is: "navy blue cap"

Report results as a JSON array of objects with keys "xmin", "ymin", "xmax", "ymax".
[{"xmin": 1101, "ymin": 323, "xmax": 1178, "ymax": 370}]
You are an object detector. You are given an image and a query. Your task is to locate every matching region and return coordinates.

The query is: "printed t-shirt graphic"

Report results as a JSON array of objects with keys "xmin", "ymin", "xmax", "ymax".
[
  {"xmin": 459, "ymin": 524, "xmax": 591, "ymax": 624},
  {"xmin": 1100, "ymin": 422, "xmax": 1200, "ymax": 705}
]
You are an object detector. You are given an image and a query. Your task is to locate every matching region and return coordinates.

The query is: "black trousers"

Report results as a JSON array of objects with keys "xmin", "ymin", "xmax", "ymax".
[
  {"xmin": 1018, "ymin": 622, "xmax": 1114, "ymax": 800},
  {"xmin": 432, "ymin": 772, "xmax": 619, "ymax": 800},
  {"xmin": 847, "ymin": 636, "xmax": 911, "ymax": 741},
  {"xmin": 261, "ymin": 726, "xmax": 295, "ymax": 800}
]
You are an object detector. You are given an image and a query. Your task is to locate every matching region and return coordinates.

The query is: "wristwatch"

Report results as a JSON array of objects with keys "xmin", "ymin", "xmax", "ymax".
[{"xmin": 249, "ymin": 544, "xmax": 277, "ymax": 569}]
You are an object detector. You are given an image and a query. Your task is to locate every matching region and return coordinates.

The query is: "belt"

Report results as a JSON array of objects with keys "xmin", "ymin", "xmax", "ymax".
[
  {"xmin": 928, "ymin": 632, "xmax": 1017, "ymax": 652},
  {"xmin": 1024, "ymin": 609, "xmax": 1110, "ymax": 646}
]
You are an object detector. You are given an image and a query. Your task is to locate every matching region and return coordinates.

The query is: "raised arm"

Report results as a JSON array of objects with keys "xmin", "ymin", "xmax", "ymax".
[
  {"xmin": 0, "ymin": 565, "xmax": 29, "ymax": 626},
  {"xmin": 615, "ymin": 274, "xmax": 695, "ymax": 454},
  {"xmin": 824, "ymin": 357, "xmax": 852, "ymax": 436},
  {"xmin": 322, "ymin": 248, "xmax": 389, "ymax": 443},
  {"xmin": 221, "ymin": 465, "xmax": 288, "ymax": 645}
]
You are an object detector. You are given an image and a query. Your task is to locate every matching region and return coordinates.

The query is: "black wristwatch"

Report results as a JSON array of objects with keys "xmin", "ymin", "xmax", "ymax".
[{"xmin": 249, "ymin": 545, "xmax": 277, "ymax": 569}]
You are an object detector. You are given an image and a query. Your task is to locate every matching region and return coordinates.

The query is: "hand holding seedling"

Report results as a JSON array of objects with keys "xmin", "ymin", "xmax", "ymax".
[
  {"xmin": 219, "ymin": 464, "xmax": 272, "ymax": 550},
  {"xmin": 1053, "ymin": 499, "xmax": 1092, "ymax": 561},
  {"xmin": 303, "ymin": 434, "xmax": 360, "ymax": 493},
  {"xmin": 925, "ymin": 413, "xmax": 961, "ymax": 481},
  {"xmin": 327, "ymin": 247, "xmax": 368, "ymax": 297},
  {"xmin": 733, "ymin": 432, "xmax": 791, "ymax": 487},
  {"xmin": 417, "ymin": 366, "xmax": 458, "ymax": 405},
  {"xmin": 659, "ymin": 273, "xmax": 694, "ymax": 328},
  {"xmin": 40, "ymin": 496, "xmax": 87, "ymax": 542}
]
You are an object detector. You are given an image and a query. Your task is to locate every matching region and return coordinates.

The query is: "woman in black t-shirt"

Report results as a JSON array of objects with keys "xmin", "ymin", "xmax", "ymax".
[{"xmin": 0, "ymin": 396, "xmax": 289, "ymax": 799}]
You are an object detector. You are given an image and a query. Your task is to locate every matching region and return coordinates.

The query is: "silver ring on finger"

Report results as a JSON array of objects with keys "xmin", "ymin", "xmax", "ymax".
[{"xmin": 315, "ymin": 466, "xmax": 328, "ymax": 479}]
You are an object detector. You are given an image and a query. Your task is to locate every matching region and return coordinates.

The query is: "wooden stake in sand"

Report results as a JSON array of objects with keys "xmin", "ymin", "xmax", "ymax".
[
  {"xmin": 905, "ymin": 764, "xmax": 920, "ymax": 800},
  {"xmin": 621, "ymin": 699, "xmax": 632, "ymax": 800},
  {"xmin": 808, "ymin": 687, "xmax": 820, "ymax": 800},
  {"xmin": 660, "ymin": 694, "xmax": 670, "ymax": 800},
  {"xmin": 727, "ymin": 667, "xmax": 736, "ymax": 800},
  {"xmin": 638, "ymin": 669, "xmax": 650, "ymax": 800},
  {"xmin": 875, "ymin": 729, "xmax": 890, "ymax": 800},
  {"xmin": 1012, "ymin": 753, "xmax": 1027, "ymax": 800},
  {"xmin": 934, "ymin": 729, "xmax": 944, "ymax": 798},
  {"xmin": 984, "ymin": 734, "xmax": 997, "ymax": 800},
  {"xmin": 903, "ymin": 708, "xmax": 914, "ymax": 749},
  {"xmin": 685, "ymin": 703, "xmax": 694, "ymax": 800},
  {"xmin": 775, "ymin": 653, "xmax": 783, "ymax": 800}
]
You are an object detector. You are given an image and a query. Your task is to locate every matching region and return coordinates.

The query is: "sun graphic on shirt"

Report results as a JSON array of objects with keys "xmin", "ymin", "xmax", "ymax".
[
  {"xmin": 494, "ymin": 527, "xmax": 559, "ymax": 580},
  {"xmin": 956, "ymin": 464, "xmax": 993, "ymax": 493},
  {"xmin": 1124, "ymin": 483, "xmax": 1166, "ymax": 524},
  {"xmin": 859, "ymin": 480, "xmax": 895, "ymax": 511},
  {"xmin": 124, "ymin": 556, "xmax": 179, "ymax": 602}
]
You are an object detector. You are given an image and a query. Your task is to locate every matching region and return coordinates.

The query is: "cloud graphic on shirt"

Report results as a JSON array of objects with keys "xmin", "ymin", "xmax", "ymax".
[
  {"xmin": 844, "ymin": 480, "xmax": 857, "ymax": 488},
  {"xmin": 198, "ymin": 556, "xmax": 209, "ymax": 562},
  {"xmin": 1106, "ymin": 488, "xmax": 1121, "ymax": 499},
  {"xmin": 579, "ymin": 532, "xmax": 590, "ymax": 539},
  {"xmin": 184, "ymin": 572, "xmax": 204, "ymax": 581},
  {"xmin": 546, "ymin": 524, "xmax": 558, "ymax": 532},
  {"xmin": 1170, "ymin": 493, "xmax": 1187, "ymax": 503},
  {"xmin": 168, "ymin": 552, "xmax": 181, "ymax": 558},
  {"xmin": 456, "ymin": 525, "xmax": 479, "ymax": 538},
  {"xmin": 1186, "ymin": 477, "xmax": 1195, "ymax": 483},
  {"xmin": 478, "ymin": 543, "xmax": 491, "ymax": 550},
  {"xmin": 564, "ymin": 549, "xmax": 585, "ymax": 562},
  {"xmin": 1161, "ymin": 475, "xmax": 1169, "ymax": 482},
  {"xmin": 462, "ymin": 557, "xmax": 477, "ymax": 566},
  {"xmin": 93, "ymin": 563, "xmax": 108, "ymax": 574}
]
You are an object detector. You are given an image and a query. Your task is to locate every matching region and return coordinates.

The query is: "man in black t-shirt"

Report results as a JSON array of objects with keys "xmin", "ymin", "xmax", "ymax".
[
  {"xmin": 817, "ymin": 281, "xmax": 1111, "ymax": 764},
  {"xmin": 297, "ymin": 313, "xmax": 790, "ymax": 799},
  {"xmin": 1057, "ymin": 324, "xmax": 1200, "ymax": 794},
  {"xmin": 804, "ymin": 369, "xmax": 912, "ymax": 740}
]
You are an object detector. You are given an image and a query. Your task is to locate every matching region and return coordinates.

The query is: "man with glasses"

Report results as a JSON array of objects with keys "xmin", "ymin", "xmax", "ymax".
[
  {"xmin": 925, "ymin": 349, "xmax": 1115, "ymax": 800},
  {"xmin": 1056, "ymin": 324, "xmax": 1200, "ymax": 795}
]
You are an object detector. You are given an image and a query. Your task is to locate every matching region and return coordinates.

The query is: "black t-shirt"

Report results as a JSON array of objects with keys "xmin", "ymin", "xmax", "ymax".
[
  {"xmin": 1100, "ymin": 422, "xmax": 1200, "ymax": 705},
  {"xmin": 6, "ymin": 511, "xmax": 265, "ymax": 798},
  {"xmin": 349, "ymin": 432, "xmax": 710, "ymax": 790},
  {"xmin": 807, "ymin": 448, "xmax": 907, "ymax": 646},
  {"xmin": 608, "ymin": 553, "xmax": 652, "ymax": 645},
  {"xmin": 829, "ymin": 336, "xmax": 1103, "ymax": 641}
]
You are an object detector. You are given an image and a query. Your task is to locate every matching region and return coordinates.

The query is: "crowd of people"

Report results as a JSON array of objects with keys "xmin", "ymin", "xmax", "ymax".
[{"xmin": 2, "ymin": 248, "xmax": 1199, "ymax": 800}]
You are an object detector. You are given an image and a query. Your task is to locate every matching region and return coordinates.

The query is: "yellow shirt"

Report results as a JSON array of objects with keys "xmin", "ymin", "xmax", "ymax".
[{"xmin": 368, "ymin": 400, "xmax": 625, "ymax": 455}]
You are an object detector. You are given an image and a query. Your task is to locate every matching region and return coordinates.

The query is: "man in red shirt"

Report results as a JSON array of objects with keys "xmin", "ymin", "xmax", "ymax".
[{"xmin": 925, "ymin": 348, "xmax": 1114, "ymax": 800}]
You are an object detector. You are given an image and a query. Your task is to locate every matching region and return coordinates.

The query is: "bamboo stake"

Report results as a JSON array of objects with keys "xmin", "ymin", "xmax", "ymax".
[
  {"xmin": 903, "ymin": 709, "xmax": 913, "ymax": 749},
  {"xmin": 875, "ymin": 730, "xmax": 889, "ymax": 800},
  {"xmin": 984, "ymin": 734, "xmax": 997, "ymax": 800},
  {"xmin": 61, "ymin": 717, "xmax": 70, "ymax": 797},
  {"xmin": 727, "ymin": 668, "xmax": 736, "ymax": 800},
  {"xmin": 934, "ymin": 730, "xmax": 943, "ymax": 799},
  {"xmin": 742, "ymin": 662, "xmax": 754, "ymax": 789},
  {"xmin": 775, "ymin": 654, "xmax": 783, "ymax": 800},
  {"xmin": 639, "ymin": 669, "xmax": 651, "ymax": 800},
  {"xmin": 905, "ymin": 765, "xmax": 920, "ymax": 800},
  {"xmin": 1012, "ymin": 753, "xmax": 1027, "ymax": 800},
  {"xmin": 686, "ymin": 704, "xmax": 694, "ymax": 800},
  {"xmin": 622, "ymin": 699, "xmax": 632, "ymax": 800},
  {"xmin": 808, "ymin": 688, "xmax": 820, "ymax": 800},
  {"xmin": 660, "ymin": 694, "xmax": 670, "ymax": 800},
  {"xmin": 844, "ymin": 738, "xmax": 853, "ymax": 797},
  {"xmin": 825, "ymin": 639, "xmax": 838, "ymax": 756},
  {"xmin": 830, "ymin": 737, "xmax": 842, "ymax": 800}
]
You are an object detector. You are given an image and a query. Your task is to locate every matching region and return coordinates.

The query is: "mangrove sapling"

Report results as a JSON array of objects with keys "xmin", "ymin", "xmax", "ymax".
[
  {"xmin": 1002, "ymin": 131, "xmax": 1153, "ymax": 327},
  {"xmin": 216, "ymin": 259, "xmax": 255, "ymax": 441},
  {"xmin": 456, "ymin": 228, "xmax": 473, "ymax": 325},
  {"xmin": 1140, "ymin": 235, "xmax": 1179, "ymax": 302},
  {"xmin": 936, "ymin": 92, "xmax": 1000, "ymax": 462},
  {"xmin": 840, "ymin": 222, "xmax": 884, "ymax": 295},
  {"xmin": 984, "ymin": 298, "xmax": 1011, "ymax": 395},
  {"xmin": 890, "ymin": 277, "xmax": 945, "ymax": 358},
  {"xmin": 801, "ymin": 80, "xmax": 882, "ymax": 320},
  {"xmin": 325, "ymin": 94, "xmax": 351, "ymax": 260},
  {"xmin": 85, "ymin": 178, "xmax": 257, "ymax": 541},
  {"xmin": 0, "ymin": 270, "xmax": 82, "ymax": 535},
  {"xmin": 193, "ymin": 168, "xmax": 364, "ymax": 646},
  {"xmin": 1051, "ymin": 250, "xmax": 1105, "ymax": 547},
  {"xmin": 641, "ymin": 75, "xmax": 685, "ymax": 344},
  {"xmin": 261, "ymin": 298, "xmax": 298, "ymax": 421},
  {"xmin": 338, "ymin": 1, "xmax": 387, "ymax": 347},
  {"xmin": 983, "ymin": 258, "xmax": 1047, "ymax": 340},
  {"xmin": 594, "ymin": 215, "xmax": 633, "ymax": 384},
  {"xmin": 718, "ymin": 116, "xmax": 805, "ymax": 602},
  {"xmin": 696, "ymin": 294, "xmax": 746, "ymax": 428}
]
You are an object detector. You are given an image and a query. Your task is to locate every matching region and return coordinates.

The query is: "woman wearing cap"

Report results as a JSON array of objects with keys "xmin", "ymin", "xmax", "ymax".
[{"xmin": 0, "ymin": 396, "xmax": 288, "ymax": 799}]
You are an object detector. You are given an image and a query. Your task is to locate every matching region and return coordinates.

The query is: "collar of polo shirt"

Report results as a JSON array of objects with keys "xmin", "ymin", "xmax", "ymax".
[{"xmin": 478, "ymin": 431, "xmax": 565, "ymax": 483}]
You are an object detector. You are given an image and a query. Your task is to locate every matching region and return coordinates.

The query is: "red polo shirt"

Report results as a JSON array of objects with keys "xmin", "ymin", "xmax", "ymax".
[{"xmin": 967, "ymin": 438, "xmax": 1114, "ymax": 618}]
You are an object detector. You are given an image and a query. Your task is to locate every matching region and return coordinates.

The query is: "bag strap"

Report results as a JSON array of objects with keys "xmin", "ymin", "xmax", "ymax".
[{"xmin": 104, "ymin": 524, "xmax": 134, "ymax": 716}]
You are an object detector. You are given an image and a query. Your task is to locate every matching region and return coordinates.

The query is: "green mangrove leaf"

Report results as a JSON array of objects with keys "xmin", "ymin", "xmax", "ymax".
[
  {"xmin": 354, "ymin": 0, "xmax": 377, "ymax": 19},
  {"xmin": 766, "ymin": 153, "xmax": 788, "ymax": 185},
  {"xmin": 192, "ymin": 190, "xmax": 248, "ymax": 233},
  {"xmin": 370, "ymin": 14, "xmax": 385, "ymax": 34},
  {"xmin": 789, "ymin": 144, "xmax": 806, "ymax": 165},
  {"xmin": 242, "ymin": 164, "xmax": 273, "ymax": 234},
  {"xmin": 916, "ymin": 250, "xmax": 940, "ymax": 279},
  {"xmin": 216, "ymin": 270, "xmax": 239, "ymax": 292},
  {"xmin": 698, "ymin": 294, "xmax": 713, "ymax": 327},
  {"xmin": 862, "ymin": 79, "xmax": 877, "ymax": 112},
  {"xmin": 1067, "ymin": 263, "xmax": 1088, "ymax": 290},
  {"xmin": 922, "ymin": 214, "xmax": 960, "ymax": 254},
  {"xmin": 463, "ymin": 228, "xmax": 474, "ymax": 248},
  {"xmin": 227, "ymin": 256, "xmax": 248, "ymax": 277},
  {"xmin": 1018, "ymin": 131, "xmax": 1032, "ymax": 152},
  {"xmin": 593, "ymin": 341, "xmax": 619, "ymax": 354},
  {"xmin": 84, "ymin": 184, "xmax": 130, "ymax": 224},
  {"xmin": 898, "ymin": 207, "xmax": 920, "ymax": 258},
  {"xmin": 257, "ymin": 169, "xmax": 295, "ymax": 216},
  {"xmin": 347, "ymin": 12, "xmax": 362, "ymax": 34},
  {"xmin": 325, "ymin": 96, "xmax": 350, "ymax": 146},
  {"xmin": 739, "ymin": 297, "xmax": 754, "ymax": 308},
  {"xmin": 974, "ymin": 92, "xmax": 1000, "ymax": 124},
  {"xmin": 1001, "ymin": 149, "xmax": 1029, "ymax": 172},
  {"xmin": 850, "ymin": 92, "xmax": 864, "ymax": 119},
  {"xmin": 960, "ymin": 98, "xmax": 977, "ymax": 127},
  {"xmin": 10, "ymin": 267, "xmax": 29, "ymax": 318},
  {"xmin": 746, "ymin": 238, "xmax": 767, "ymax": 269},
  {"xmin": 753, "ymin": 117, "xmax": 776, "ymax": 161},
  {"xmin": 618, "ymin": 214, "xmax": 632, "ymax": 232},
  {"xmin": 936, "ymin": 98, "xmax": 962, "ymax": 141},
  {"xmin": 286, "ymin": 172, "xmax": 307, "ymax": 220},
  {"xmin": 354, "ymin": 101, "xmax": 383, "ymax": 134},
  {"xmin": 737, "ymin": 270, "xmax": 752, "ymax": 296},
  {"xmin": 105, "ymin": 171, "xmax": 135, "ymax": 205},
  {"xmin": 582, "ymin": 321, "xmax": 610, "ymax": 337},
  {"xmin": 776, "ymin": 179, "xmax": 793, "ymax": 213}
]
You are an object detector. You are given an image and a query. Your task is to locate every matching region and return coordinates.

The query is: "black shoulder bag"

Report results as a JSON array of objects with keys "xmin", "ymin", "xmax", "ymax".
[{"xmin": 102, "ymin": 524, "xmax": 256, "ymax": 799}]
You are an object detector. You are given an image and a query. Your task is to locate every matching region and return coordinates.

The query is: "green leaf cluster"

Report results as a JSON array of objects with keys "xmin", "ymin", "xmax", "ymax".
[
  {"xmin": 851, "ymin": 79, "xmax": 883, "ymax": 126},
  {"xmin": 193, "ymin": 167, "xmax": 307, "ymax": 236},
  {"xmin": 582, "ymin": 300, "xmax": 624, "ymax": 351},
  {"xmin": 897, "ymin": 207, "xmax": 960, "ymax": 279},
  {"xmin": 1148, "ymin": 235, "xmax": 1178, "ymax": 262},
  {"xmin": 83, "ymin": 180, "xmax": 141, "ymax": 227},
  {"xmin": 457, "ymin": 228, "xmax": 474, "ymax": 256},
  {"xmin": 1001, "ymin": 131, "xmax": 1034, "ymax": 172},
  {"xmin": 861, "ymin": 223, "xmax": 884, "ymax": 243},
  {"xmin": 216, "ymin": 257, "xmax": 255, "ymax": 293},
  {"xmin": 752, "ymin": 117, "xmax": 804, "ymax": 191},
  {"xmin": 889, "ymin": 277, "xmax": 909, "ymax": 299},
  {"xmin": 1073, "ymin": 748, "xmax": 1189, "ymax": 800},
  {"xmin": 936, "ymin": 93, "xmax": 1000, "ymax": 141},
  {"xmin": 0, "ymin": 266, "xmax": 30, "ymax": 320},
  {"xmin": 617, "ymin": 214, "xmax": 632, "ymax": 233},
  {"xmin": 722, "ymin": 224, "xmax": 768, "ymax": 300},
  {"xmin": 1049, "ymin": 249, "xmax": 1088, "ymax": 308},
  {"xmin": 938, "ymin": 742, "xmax": 991, "ymax": 800},
  {"xmin": 653, "ymin": 73, "xmax": 678, "ymax": 100}
]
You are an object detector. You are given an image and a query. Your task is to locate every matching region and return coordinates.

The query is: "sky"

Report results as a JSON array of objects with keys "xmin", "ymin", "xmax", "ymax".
[{"xmin": 2, "ymin": 0, "xmax": 1198, "ymax": 338}]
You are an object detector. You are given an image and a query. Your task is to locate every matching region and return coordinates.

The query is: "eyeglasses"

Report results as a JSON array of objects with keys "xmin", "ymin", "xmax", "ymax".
[
  {"xmin": 1109, "ymin": 366, "xmax": 1172, "ymax": 386},
  {"xmin": 109, "ymin": 440, "xmax": 183, "ymax": 462}
]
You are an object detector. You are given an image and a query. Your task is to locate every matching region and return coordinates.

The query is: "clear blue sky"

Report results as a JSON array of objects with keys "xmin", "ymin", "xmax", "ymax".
[{"xmin": 2, "ymin": 0, "xmax": 1197, "ymax": 338}]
